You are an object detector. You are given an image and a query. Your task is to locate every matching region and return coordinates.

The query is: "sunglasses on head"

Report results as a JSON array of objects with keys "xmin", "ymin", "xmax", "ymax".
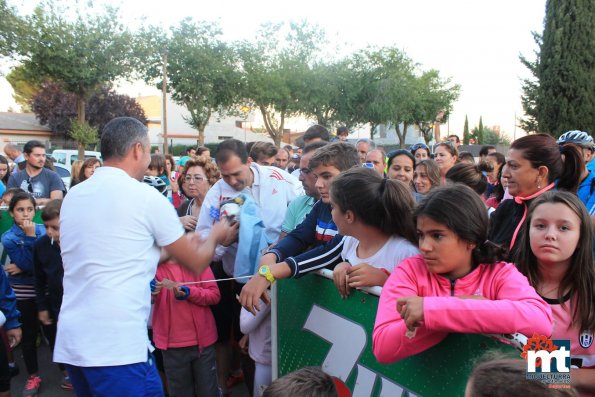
[{"xmin": 410, "ymin": 143, "xmax": 429, "ymax": 151}]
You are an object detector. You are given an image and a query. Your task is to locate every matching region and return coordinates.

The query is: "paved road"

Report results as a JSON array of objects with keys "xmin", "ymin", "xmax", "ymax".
[{"xmin": 11, "ymin": 342, "xmax": 249, "ymax": 396}]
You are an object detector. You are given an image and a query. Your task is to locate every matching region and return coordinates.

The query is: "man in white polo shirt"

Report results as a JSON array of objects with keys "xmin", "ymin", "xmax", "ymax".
[{"xmin": 54, "ymin": 117, "xmax": 236, "ymax": 396}]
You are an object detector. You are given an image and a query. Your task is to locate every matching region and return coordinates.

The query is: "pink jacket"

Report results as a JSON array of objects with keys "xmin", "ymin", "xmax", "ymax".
[
  {"xmin": 152, "ymin": 262, "xmax": 220, "ymax": 350},
  {"xmin": 373, "ymin": 255, "xmax": 552, "ymax": 364}
]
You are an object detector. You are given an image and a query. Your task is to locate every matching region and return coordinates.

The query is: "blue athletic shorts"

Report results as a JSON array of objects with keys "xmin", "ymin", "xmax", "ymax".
[{"xmin": 65, "ymin": 353, "xmax": 164, "ymax": 397}]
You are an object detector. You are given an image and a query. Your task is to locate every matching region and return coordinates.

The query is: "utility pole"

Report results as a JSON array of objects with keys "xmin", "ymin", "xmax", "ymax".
[{"xmin": 162, "ymin": 51, "xmax": 169, "ymax": 155}]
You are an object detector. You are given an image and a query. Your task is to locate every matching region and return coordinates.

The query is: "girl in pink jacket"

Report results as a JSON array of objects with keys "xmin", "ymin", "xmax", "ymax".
[
  {"xmin": 152, "ymin": 261, "xmax": 220, "ymax": 397},
  {"xmin": 373, "ymin": 184, "xmax": 552, "ymax": 364}
]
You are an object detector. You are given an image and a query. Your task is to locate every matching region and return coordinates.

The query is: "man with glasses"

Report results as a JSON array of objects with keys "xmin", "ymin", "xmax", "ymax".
[
  {"xmin": 7, "ymin": 140, "xmax": 63, "ymax": 205},
  {"xmin": 278, "ymin": 141, "xmax": 328, "ymax": 239}
]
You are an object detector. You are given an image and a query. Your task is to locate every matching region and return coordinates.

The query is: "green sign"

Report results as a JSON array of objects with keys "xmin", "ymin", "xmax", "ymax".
[{"xmin": 276, "ymin": 271, "xmax": 519, "ymax": 397}]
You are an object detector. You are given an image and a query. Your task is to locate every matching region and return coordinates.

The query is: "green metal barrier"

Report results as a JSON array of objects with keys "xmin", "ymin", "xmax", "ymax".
[{"xmin": 275, "ymin": 270, "xmax": 519, "ymax": 397}]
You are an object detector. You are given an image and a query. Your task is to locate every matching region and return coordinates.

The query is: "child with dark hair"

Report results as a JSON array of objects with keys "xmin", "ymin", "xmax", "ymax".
[
  {"xmin": 262, "ymin": 367, "xmax": 338, "ymax": 397},
  {"xmin": 466, "ymin": 357, "xmax": 578, "ymax": 397},
  {"xmin": 32, "ymin": 199, "xmax": 71, "ymax": 389},
  {"xmin": 331, "ymin": 168, "xmax": 419, "ymax": 297},
  {"xmin": 515, "ymin": 191, "xmax": 595, "ymax": 395},
  {"xmin": 1, "ymin": 191, "xmax": 46, "ymax": 394},
  {"xmin": 372, "ymin": 184, "xmax": 552, "ymax": 364}
]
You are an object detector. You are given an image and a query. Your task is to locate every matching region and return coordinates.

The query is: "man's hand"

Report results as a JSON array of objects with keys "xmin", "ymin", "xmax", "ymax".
[
  {"xmin": 347, "ymin": 263, "xmax": 389, "ymax": 289},
  {"xmin": 332, "ymin": 262, "xmax": 352, "ymax": 299},
  {"xmin": 212, "ymin": 219, "xmax": 239, "ymax": 247},
  {"xmin": 396, "ymin": 296, "xmax": 424, "ymax": 332},
  {"xmin": 179, "ymin": 215, "xmax": 197, "ymax": 231},
  {"xmin": 38, "ymin": 310, "xmax": 52, "ymax": 325},
  {"xmin": 239, "ymin": 276, "xmax": 271, "ymax": 316},
  {"xmin": 6, "ymin": 327, "xmax": 22, "ymax": 348}
]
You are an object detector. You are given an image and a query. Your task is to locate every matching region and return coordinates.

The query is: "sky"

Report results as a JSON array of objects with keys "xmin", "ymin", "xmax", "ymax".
[{"xmin": 0, "ymin": 0, "xmax": 547, "ymax": 139}]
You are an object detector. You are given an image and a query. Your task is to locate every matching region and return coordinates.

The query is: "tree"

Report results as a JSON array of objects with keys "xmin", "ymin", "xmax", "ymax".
[
  {"xmin": 142, "ymin": 19, "xmax": 241, "ymax": 146},
  {"xmin": 6, "ymin": 65, "xmax": 41, "ymax": 112},
  {"xmin": 8, "ymin": 3, "xmax": 139, "ymax": 157},
  {"xmin": 519, "ymin": 32, "xmax": 542, "ymax": 133},
  {"xmin": 463, "ymin": 115, "xmax": 470, "ymax": 144},
  {"xmin": 477, "ymin": 116, "xmax": 485, "ymax": 144},
  {"xmin": 411, "ymin": 70, "xmax": 460, "ymax": 146},
  {"xmin": 30, "ymin": 81, "xmax": 146, "ymax": 141},
  {"xmin": 520, "ymin": 0, "xmax": 594, "ymax": 136},
  {"xmin": 237, "ymin": 21, "xmax": 326, "ymax": 146},
  {"xmin": 0, "ymin": 0, "xmax": 22, "ymax": 57}
]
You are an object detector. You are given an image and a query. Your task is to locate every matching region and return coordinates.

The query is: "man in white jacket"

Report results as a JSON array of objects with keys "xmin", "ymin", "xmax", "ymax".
[{"xmin": 195, "ymin": 139, "xmax": 302, "ymax": 395}]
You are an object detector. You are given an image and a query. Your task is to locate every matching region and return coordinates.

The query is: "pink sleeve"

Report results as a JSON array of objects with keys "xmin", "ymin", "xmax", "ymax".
[
  {"xmin": 186, "ymin": 267, "xmax": 221, "ymax": 306},
  {"xmin": 372, "ymin": 258, "xmax": 448, "ymax": 364},
  {"xmin": 423, "ymin": 264, "xmax": 552, "ymax": 337}
]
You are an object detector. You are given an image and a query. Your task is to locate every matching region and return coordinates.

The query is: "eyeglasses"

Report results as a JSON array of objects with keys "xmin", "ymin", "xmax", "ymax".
[
  {"xmin": 26, "ymin": 178, "xmax": 33, "ymax": 193},
  {"xmin": 299, "ymin": 168, "xmax": 312, "ymax": 176},
  {"xmin": 184, "ymin": 175, "xmax": 206, "ymax": 183},
  {"xmin": 410, "ymin": 143, "xmax": 429, "ymax": 151}
]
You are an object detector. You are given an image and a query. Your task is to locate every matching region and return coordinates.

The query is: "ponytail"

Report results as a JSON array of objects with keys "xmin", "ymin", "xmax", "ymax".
[
  {"xmin": 445, "ymin": 162, "xmax": 492, "ymax": 196},
  {"xmin": 472, "ymin": 240, "xmax": 508, "ymax": 266},
  {"xmin": 558, "ymin": 143, "xmax": 584, "ymax": 193},
  {"xmin": 380, "ymin": 179, "xmax": 417, "ymax": 244},
  {"xmin": 330, "ymin": 168, "xmax": 416, "ymax": 243}
]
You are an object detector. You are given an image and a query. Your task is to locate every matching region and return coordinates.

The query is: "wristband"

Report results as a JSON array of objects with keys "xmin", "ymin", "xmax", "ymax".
[{"xmin": 380, "ymin": 268, "xmax": 391, "ymax": 277}]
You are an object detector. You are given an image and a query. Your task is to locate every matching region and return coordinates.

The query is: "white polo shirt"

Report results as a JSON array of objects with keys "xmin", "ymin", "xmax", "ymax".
[{"xmin": 54, "ymin": 167, "xmax": 184, "ymax": 367}]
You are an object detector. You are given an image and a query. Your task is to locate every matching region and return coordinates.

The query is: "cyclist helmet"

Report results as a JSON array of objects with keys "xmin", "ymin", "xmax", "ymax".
[
  {"xmin": 143, "ymin": 176, "xmax": 168, "ymax": 196},
  {"xmin": 557, "ymin": 130, "xmax": 593, "ymax": 147}
]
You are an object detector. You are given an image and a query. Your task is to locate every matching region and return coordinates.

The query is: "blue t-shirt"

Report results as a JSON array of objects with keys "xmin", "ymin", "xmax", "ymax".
[{"xmin": 577, "ymin": 171, "xmax": 595, "ymax": 214}]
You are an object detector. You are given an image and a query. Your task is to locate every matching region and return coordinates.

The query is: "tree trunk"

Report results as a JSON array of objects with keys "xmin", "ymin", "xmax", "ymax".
[
  {"xmin": 76, "ymin": 96, "xmax": 86, "ymax": 159},
  {"xmin": 198, "ymin": 127, "xmax": 205, "ymax": 146}
]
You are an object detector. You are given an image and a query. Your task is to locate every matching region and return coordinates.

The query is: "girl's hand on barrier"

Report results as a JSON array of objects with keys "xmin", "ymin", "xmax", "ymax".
[
  {"xmin": 333, "ymin": 262, "xmax": 352, "ymax": 299},
  {"xmin": 239, "ymin": 276, "xmax": 270, "ymax": 316},
  {"xmin": 347, "ymin": 263, "xmax": 389, "ymax": 288},
  {"xmin": 397, "ymin": 296, "xmax": 424, "ymax": 332}
]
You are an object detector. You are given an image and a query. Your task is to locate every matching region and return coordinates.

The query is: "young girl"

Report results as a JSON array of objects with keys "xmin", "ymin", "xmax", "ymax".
[
  {"xmin": 331, "ymin": 168, "xmax": 419, "ymax": 298},
  {"xmin": 151, "ymin": 262, "xmax": 221, "ymax": 397},
  {"xmin": 433, "ymin": 141, "xmax": 458, "ymax": 183},
  {"xmin": 413, "ymin": 159, "xmax": 441, "ymax": 197},
  {"xmin": 1, "ymin": 191, "xmax": 46, "ymax": 395},
  {"xmin": 240, "ymin": 300, "xmax": 271, "ymax": 397},
  {"xmin": 372, "ymin": 183, "xmax": 552, "ymax": 364},
  {"xmin": 516, "ymin": 191, "xmax": 595, "ymax": 396}
]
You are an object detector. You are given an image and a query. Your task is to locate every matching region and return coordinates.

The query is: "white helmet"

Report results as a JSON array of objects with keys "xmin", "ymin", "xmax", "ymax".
[
  {"xmin": 557, "ymin": 130, "xmax": 593, "ymax": 146},
  {"xmin": 143, "ymin": 176, "xmax": 167, "ymax": 196}
]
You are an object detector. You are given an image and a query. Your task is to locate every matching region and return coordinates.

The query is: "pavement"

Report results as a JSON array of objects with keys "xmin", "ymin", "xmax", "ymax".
[{"xmin": 10, "ymin": 342, "xmax": 250, "ymax": 396}]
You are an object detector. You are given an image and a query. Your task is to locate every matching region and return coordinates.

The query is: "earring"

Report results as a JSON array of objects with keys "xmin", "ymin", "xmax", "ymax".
[{"xmin": 537, "ymin": 178, "xmax": 541, "ymax": 189}]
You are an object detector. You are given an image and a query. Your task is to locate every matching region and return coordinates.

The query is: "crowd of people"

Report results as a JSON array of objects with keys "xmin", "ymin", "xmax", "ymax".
[{"xmin": 0, "ymin": 119, "xmax": 593, "ymax": 397}]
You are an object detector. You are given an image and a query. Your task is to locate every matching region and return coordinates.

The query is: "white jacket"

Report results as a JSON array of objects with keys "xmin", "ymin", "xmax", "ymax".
[{"xmin": 196, "ymin": 163, "xmax": 303, "ymax": 275}]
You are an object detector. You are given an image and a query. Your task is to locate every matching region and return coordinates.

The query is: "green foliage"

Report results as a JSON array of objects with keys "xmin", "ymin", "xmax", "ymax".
[
  {"xmin": 141, "ymin": 19, "xmax": 241, "ymax": 146},
  {"xmin": 0, "ymin": 0, "xmax": 22, "ymax": 56},
  {"xmin": 69, "ymin": 119, "xmax": 98, "ymax": 147},
  {"xmin": 463, "ymin": 115, "xmax": 470, "ymax": 144},
  {"xmin": 5, "ymin": 65, "xmax": 40, "ymax": 111},
  {"xmin": 520, "ymin": 0, "xmax": 594, "ymax": 136},
  {"xmin": 477, "ymin": 116, "xmax": 484, "ymax": 144},
  {"xmin": 237, "ymin": 21, "xmax": 327, "ymax": 146}
]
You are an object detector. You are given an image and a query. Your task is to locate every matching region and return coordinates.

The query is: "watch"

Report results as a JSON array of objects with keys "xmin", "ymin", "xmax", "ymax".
[{"xmin": 258, "ymin": 265, "xmax": 276, "ymax": 284}]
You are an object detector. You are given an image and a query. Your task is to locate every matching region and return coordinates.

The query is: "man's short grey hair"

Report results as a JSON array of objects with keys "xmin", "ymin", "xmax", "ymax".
[
  {"xmin": 356, "ymin": 138, "xmax": 376, "ymax": 150},
  {"xmin": 101, "ymin": 117, "xmax": 149, "ymax": 161}
]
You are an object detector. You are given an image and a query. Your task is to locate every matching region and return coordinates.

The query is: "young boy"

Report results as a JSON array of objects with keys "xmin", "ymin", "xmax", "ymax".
[
  {"xmin": 240, "ymin": 142, "xmax": 360, "ymax": 312},
  {"xmin": 32, "ymin": 199, "xmax": 71, "ymax": 390}
]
